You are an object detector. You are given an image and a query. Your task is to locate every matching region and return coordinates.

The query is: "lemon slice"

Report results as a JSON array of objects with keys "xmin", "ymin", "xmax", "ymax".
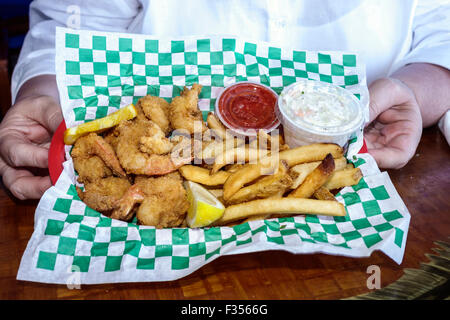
[
  {"xmin": 63, "ymin": 104, "xmax": 138, "ymax": 145},
  {"xmin": 184, "ymin": 181, "xmax": 225, "ymax": 228}
]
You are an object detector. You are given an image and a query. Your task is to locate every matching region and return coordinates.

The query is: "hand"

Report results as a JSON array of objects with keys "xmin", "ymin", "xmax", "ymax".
[
  {"xmin": 0, "ymin": 95, "xmax": 62, "ymax": 199},
  {"xmin": 364, "ymin": 78, "xmax": 422, "ymax": 169}
]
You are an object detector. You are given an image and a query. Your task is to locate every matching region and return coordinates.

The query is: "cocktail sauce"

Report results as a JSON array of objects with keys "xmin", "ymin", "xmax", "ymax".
[{"xmin": 216, "ymin": 82, "xmax": 279, "ymax": 133}]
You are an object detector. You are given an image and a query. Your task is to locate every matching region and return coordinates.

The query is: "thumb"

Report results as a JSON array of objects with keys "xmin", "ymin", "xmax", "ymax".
[
  {"xmin": 26, "ymin": 96, "xmax": 63, "ymax": 133},
  {"xmin": 367, "ymin": 147, "xmax": 409, "ymax": 170},
  {"xmin": 0, "ymin": 133, "xmax": 49, "ymax": 168},
  {"xmin": 367, "ymin": 78, "xmax": 410, "ymax": 125}
]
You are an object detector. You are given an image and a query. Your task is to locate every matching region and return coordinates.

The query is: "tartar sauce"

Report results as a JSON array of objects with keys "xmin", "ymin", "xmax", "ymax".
[
  {"xmin": 280, "ymin": 83, "xmax": 354, "ymax": 130},
  {"xmin": 276, "ymin": 80, "xmax": 364, "ymax": 148}
]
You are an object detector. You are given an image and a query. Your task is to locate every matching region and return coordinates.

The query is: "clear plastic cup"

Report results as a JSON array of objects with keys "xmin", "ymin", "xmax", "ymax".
[
  {"xmin": 276, "ymin": 79, "xmax": 364, "ymax": 147},
  {"xmin": 215, "ymin": 81, "xmax": 280, "ymax": 137}
]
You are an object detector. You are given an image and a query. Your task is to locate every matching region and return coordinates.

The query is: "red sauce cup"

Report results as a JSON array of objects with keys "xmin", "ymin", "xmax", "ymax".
[{"xmin": 215, "ymin": 81, "xmax": 280, "ymax": 136}]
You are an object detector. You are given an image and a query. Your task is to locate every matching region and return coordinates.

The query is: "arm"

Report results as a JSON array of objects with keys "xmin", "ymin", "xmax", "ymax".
[
  {"xmin": 364, "ymin": 1, "xmax": 450, "ymax": 169},
  {"xmin": 0, "ymin": 75, "xmax": 61, "ymax": 199},
  {"xmin": 391, "ymin": 63, "xmax": 450, "ymax": 127},
  {"xmin": 1, "ymin": 0, "xmax": 139, "ymax": 200},
  {"xmin": 12, "ymin": 0, "xmax": 140, "ymax": 102},
  {"xmin": 365, "ymin": 63, "xmax": 449, "ymax": 169}
]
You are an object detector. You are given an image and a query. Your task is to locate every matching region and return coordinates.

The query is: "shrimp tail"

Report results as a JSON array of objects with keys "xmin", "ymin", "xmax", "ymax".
[
  {"xmin": 110, "ymin": 185, "xmax": 145, "ymax": 221},
  {"xmin": 87, "ymin": 133, "xmax": 126, "ymax": 178}
]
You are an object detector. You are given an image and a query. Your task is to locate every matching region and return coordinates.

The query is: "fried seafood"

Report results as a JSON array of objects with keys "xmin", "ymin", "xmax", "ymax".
[
  {"xmin": 139, "ymin": 121, "xmax": 174, "ymax": 155},
  {"xmin": 108, "ymin": 173, "xmax": 188, "ymax": 228},
  {"xmin": 169, "ymin": 84, "xmax": 207, "ymax": 134},
  {"xmin": 134, "ymin": 173, "xmax": 189, "ymax": 228},
  {"xmin": 77, "ymin": 177, "xmax": 131, "ymax": 213},
  {"xmin": 138, "ymin": 95, "xmax": 171, "ymax": 135},
  {"xmin": 114, "ymin": 118, "xmax": 191, "ymax": 175},
  {"xmin": 73, "ymin": 156, "xmax": 112, "ymax": 184},
  {"xmin": 71, "ymin": 133, "xmax": 126, "ymax": 182},
  {"xmin": 110, "ymin": 184, "xmax": 145, "ymax": 221}
]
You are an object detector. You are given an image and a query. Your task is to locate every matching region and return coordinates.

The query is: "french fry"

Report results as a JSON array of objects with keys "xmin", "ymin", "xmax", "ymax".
[
  {"xmin": 211, "ymin": 145, "xmax": 271, "ymax": 174},
  {"xmin": 257, "ymin": 129, "xmax": 282, "ymax": 150},
  {"xmin": 210, "ymin": 146, "xmax": 248, "ymax": 174},
  {"xmin": 206, "ymin": 112, "xmax": 228, "ymax": 140},
  {"xmin": 224, "ymin": 163, "xmax": 245, "ymax": 173},
  {"xmin": 206, "ymin": 112, "xmax": 245, "ymax": 148},
  {"xmin": 255, "ymin": 130, "xmax": 289, "ymax": 151},
  {"xmin": 244, "ymin": 188, "xmax": 289, "ymax": 222},
  {"xmin": 201, "ymin": 140, "xmax": 229, "ymax": 163},
  {"xmin": 206, "ymin": 188, "xmax": 224, "ymax": 198},
  {"xmin": 323, "ymin": 167, "xmax": 363, "ymax": 190},
  {"xmin": 278, "ymin": 143, "xmax": 343, "ymax": 167},
  {"xmin": 242, "ymin": 214, "xmax": 271, "ymax": 223},
  {"xmin": 289, "ymin": 153, "xmax": 335, "ymax": 198},
  {"xmin": 179, "ymin": 165, "xmax": 230, "ymax": 186},
  {"xmin": 290, "ymin": 157, "xmax": 347, "ymax": 189},
  {"xmin": 215, "ymin": 198, "xmax": 346, "ymax": 224},
  {"xmin": 223, "ymin": 156, "xmax": 279, "ymax": 201},
  {"xmin": 313, "ymin": 186, "xmax": 337, "ymax": 201},
  {"xmin": 225, "ymin": 160, "xmax": 292, "ymax": 205}
]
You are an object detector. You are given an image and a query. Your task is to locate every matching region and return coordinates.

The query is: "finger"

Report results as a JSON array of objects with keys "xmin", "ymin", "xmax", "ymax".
[
  {"xmin": 367, "ymin": 78, "xmax": 412, "ymax": 124},
  {"xmin": 367, "ymin": 147, "xmax": 409, "ymax": 169},
  {"xmin": 0, "ymin": 133, "xmax": 49, "ymax": 168},
  {"xmin": 364, "ymin": 130, "xmax": 385, "ymax": 150},
  {"xmin": 26, "ymin": 96, "xmax": 63, "ymax": 133},
  {"xmin": 25, "ymin": 123, "xmax": 53, "ymax": 145},
  {"xmin": 1, "ymin": 165, "xmax": 51, "ymax": 200}
]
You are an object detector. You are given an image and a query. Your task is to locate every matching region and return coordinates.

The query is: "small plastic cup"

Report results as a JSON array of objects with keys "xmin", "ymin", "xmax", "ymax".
[
  {"xmin": 276, "ymin": 79, "xmax": 364, "ymax": 148},
  {"xmin": 215, "ymin": 81, "xmax": 280, "ymax": 137}
]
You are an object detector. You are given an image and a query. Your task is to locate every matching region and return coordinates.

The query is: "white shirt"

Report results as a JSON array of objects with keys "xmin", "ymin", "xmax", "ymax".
[{"xmin": 11, "ymin": 0, "xmax": 450, "ymax": 103}]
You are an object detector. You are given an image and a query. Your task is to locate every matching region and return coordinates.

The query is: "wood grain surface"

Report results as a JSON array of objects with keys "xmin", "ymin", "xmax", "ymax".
[{"xmin": 0, "ymin": 126, "xmax": 449, "ymax": 300}]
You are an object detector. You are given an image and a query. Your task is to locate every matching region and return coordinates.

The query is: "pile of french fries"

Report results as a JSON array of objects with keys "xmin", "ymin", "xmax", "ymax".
[{"xmin": 179, "ymin": 113, "xmax": 363, "ymax": 226}]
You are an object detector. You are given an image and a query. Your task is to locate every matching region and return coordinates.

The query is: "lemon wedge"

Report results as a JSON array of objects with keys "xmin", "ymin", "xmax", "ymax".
[
  {"xmin": 184, "ymin": 181, "xmax": 225, "ymax": 228},
  {"xmin": 63, "ymin": 104, "xmax": 138, "ymax": 145}
]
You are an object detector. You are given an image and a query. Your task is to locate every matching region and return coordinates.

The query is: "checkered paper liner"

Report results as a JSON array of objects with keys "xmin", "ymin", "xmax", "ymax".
[{"xmin": 17, "ymin": 28, "xmax": 410, "ymax": 284}]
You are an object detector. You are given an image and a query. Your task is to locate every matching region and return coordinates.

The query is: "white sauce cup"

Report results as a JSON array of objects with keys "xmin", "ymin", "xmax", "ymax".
[{"xmin": 276, "ymin": 79, "xmax": 364, "ymax": 147}]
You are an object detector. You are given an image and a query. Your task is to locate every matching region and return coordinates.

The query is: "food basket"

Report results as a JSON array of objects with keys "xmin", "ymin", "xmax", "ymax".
[{"xmin": 16, "ymin": 28, "xmax": 410, "ymax": 284}]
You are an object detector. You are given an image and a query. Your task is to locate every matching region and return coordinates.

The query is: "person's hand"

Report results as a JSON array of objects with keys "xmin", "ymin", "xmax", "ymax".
[
  {"xmin": 0, "ymin": 95, "xmax": 62, "ymax": 199},
  {"xmin": 364, "ymin": 78, "xmax": 422, "ymax": 169}
]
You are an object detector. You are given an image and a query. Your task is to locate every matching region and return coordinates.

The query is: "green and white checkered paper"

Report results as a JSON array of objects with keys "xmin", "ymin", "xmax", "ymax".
[{"xmin": 17, "ymin": 28, "xmax": 410, "ymax": 284}]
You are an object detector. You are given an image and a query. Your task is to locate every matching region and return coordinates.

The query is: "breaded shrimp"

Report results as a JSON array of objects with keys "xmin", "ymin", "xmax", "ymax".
[
  {"xmin": 73, "ymin": 156, "xmax": 112, "ymax": 184},
  {"xmin": 109, "ymin": 173, "xmax": 188, "ymax": 227},
  {"xmin": 169, "ymin": 84, "xmax": 207, "ymax": 134},
  {"xmin": 71, "ymin": 133, "xmax": 126, "ymax": 182},
  {"xmin": 135, "ymin": 173, "xmax": 189, "ymax": 228},
  {"xmin": 77, "ymin": 177, "xmax": 131, "ymax": 213},
  {"xmin": 138, "ymin": 95, "xmax": 171, "ymax": 135},
  {"xmin": 115, "ymin": 119, "xmax": 191, "ymax": 175},
  {"xmin": 110, "ymin": 184, "xmax": 145, "ymax": 221},
  {"xmin": 139, "ymin": 121, "xmax": 174, "ymax": 155}
]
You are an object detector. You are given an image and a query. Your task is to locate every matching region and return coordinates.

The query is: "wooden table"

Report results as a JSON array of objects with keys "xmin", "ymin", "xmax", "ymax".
[{"xmin": 0, "ymin": 126, "xmax": 449, "ymax": 300}]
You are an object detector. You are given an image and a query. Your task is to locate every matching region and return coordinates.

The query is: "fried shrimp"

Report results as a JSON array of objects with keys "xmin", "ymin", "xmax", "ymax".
[
  {"xmin": 139, "ymin": 121, "xmax": 174, "ymax": 155},
  {"xmin": 71, "ymin": 133, "xmax": 126, "ymax": 182},
  {"xmin": 134, "ymin": 173, "xmax": 189, "ymax": 228},
  {"xmin": 138, "ymin": 95, "xmax": 171, "ymax": 135},
  {"xmin": 77, "ymin": 177, "xmax": 131, "ymax": 213},
  {"xmin": 169, "ymin": 84, "xmax": 207, "ymax": 134},
  {"xmin": 108, "ymin": 173, "xmax": 189, "ymax": 227},
  {"xmin": 115, "ymin": 119, "xmax": 192, "ymax": 175},
  {"xmin": 73, "ymin": 156, "xmax": 113, "ymax": 184},
  {"xmin": 110, "ymin": 184, "xmax": 145, "ymax": 221}
]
